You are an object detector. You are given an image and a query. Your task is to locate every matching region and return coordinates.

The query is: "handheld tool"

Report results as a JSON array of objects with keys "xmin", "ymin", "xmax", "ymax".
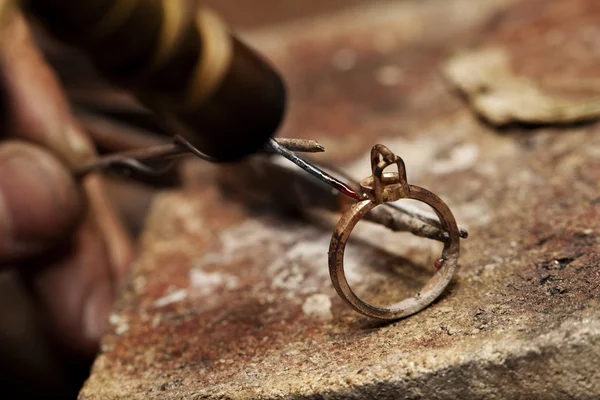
[
  {"xmin": 21, "ymin": 0, "xmax": 286, "ymax": 162},
  {"xmin": 1, "ymin": 0, "xmax": 467, "ymax": 241}
]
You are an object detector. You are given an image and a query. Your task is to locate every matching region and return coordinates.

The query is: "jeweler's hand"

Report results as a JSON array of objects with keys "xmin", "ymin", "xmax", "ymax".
[{"xmin": 0, "ymin": 12, "xmax": 134, "ymax": 358}]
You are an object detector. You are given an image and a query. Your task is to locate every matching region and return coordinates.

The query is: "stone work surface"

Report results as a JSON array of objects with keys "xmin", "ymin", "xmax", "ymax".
[{"xmin": 79, "ymin": 0, "xmax": 600, "ymax": 398}]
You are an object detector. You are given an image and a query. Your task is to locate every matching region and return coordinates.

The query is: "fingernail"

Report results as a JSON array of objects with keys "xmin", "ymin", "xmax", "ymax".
[{"xmin": 83, "ymin": 282, "xmax": 114, "ymax": 344}]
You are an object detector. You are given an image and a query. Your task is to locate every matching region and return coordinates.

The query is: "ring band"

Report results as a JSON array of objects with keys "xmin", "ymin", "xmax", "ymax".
[{"xmin": 328, "ymin": 145, "xmax": 461, "ymax": 320}]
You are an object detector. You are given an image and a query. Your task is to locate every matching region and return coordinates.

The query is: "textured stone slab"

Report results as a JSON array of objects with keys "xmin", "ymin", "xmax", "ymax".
[{"xmin": 80, "ymin": 0, "xmax": 600, "ymax": 398}]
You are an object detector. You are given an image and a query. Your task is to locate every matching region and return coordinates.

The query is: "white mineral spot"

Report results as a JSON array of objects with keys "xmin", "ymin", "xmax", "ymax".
[
  {"xmin": 100, "ymin": 344, "xmax": 113, "ymax": 353},
  {"xmin": 476, "ymin": 162, "xmax": 498, "ymax": 176},
  {"xmin": 108, "ymin": 313, "xmax": 129, "ymax": 335},
  {"xmin": 430, "ymin": 143, "xmax": 480, "ymax": 175},
  {"xmin": 189, "ymin": 269, "xmax": 240, "ymax": 296},
  {"xmin": 302, "ymin": 294, "xmax": 333, "ymax": 320},
  {"xmin": 456, "ymin": 200, "xmax": 492, "ymax": 227},
  {"xmin": 115, "ymin": 322, "xmax": 130, "ymax": 335},
  {"xmin": 174, "ymin": 202, "xmax": 205, "ymax": 234},
  {"xmin": 267, "ymin": 232, "xmax": 364, "ymax": 295},
  {"xmin": 484, "ymin": 263, "xmax": 499, "ymax": 272},
  {"xmin": 108, "ymin": 313, "xmax": 120, "ymax": 325},
  {"xmin": 331, "ymin": 49, "xmax": 357, "ymax": 71},
  {"xmin": 375, "ymin": 65, "xmax": 404, "ymax": 86},
  {"xmin": 586, "ymin": 145, "xmax": 600, "ymax": 157},
  {"xmin": 154, "ymin": 288, "xmax": 188, "ymax": 308},
  {"xmin": 518, "ymin": 170, "xmax": 536, "ymax": 183}
]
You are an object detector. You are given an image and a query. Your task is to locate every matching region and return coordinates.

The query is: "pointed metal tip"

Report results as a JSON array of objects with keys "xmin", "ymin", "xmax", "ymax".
[{"xmin": 274, "ymin": 138, "xmax": 326, "ymax": 153}]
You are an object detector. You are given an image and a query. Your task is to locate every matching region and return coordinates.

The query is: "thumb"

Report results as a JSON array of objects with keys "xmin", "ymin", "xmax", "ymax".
[{"xmin": 0, "ymin": 140, "xmax": 83, "ymax": 264}]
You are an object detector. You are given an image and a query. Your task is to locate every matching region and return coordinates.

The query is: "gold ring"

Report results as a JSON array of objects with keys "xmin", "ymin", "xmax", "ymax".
[{"xmin": 328, "ymin": 144, "xmax": 461, "ymax": 320}]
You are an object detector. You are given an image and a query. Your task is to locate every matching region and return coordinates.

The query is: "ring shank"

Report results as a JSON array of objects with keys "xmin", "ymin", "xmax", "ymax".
[{"xmin": 328, "ymin": 185, "xmax": 460, "ymax": 320}]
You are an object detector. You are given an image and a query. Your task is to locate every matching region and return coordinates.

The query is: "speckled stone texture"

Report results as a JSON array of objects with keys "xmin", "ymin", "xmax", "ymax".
[{"xmin": 79, "ymin": 0, "xmax": 600, "ymax": 398}]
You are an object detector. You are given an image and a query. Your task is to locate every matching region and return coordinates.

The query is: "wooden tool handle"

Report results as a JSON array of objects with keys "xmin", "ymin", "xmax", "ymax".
[{"xmin": 23, "ymin": 0, "xmax": 286, "ymax": 161}]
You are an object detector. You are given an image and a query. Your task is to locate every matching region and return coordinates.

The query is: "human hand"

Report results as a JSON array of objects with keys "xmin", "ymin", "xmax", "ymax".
[{"xmin": 0, "ymin": 12, "xmax": 134, "ymax": 358}]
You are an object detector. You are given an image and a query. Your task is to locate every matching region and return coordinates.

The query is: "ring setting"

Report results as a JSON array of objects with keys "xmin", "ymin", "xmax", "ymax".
[{"xmin": 328, "ymin": 144, "xmax": 461, "ymax": 320}]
